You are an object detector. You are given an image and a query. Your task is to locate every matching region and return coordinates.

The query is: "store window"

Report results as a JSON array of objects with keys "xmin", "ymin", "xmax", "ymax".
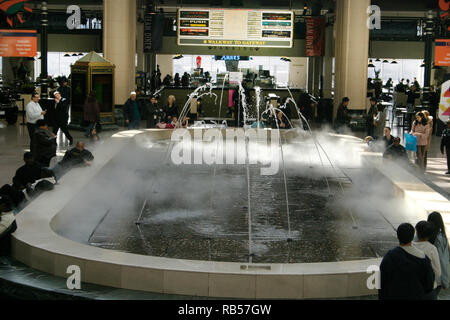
[
  {"xmin": 368, "ymin": 59, "xmax": 424, "ymax": 87},
  {"xmin": 172, "ymin": 55, "xmax": 290, "ymax": 86},
  {"xmin": 33, "ymin": 52, "xmax": 91, "ymax": 80}
]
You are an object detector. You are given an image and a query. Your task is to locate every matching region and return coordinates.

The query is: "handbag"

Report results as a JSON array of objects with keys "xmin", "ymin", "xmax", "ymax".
[{"xmin": 405, "ymin": 133, "xmax": 417, "ymax": 152}]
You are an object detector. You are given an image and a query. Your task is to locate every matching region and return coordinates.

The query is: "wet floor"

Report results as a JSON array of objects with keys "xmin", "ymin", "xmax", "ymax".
[{"xmin": 75, "ymin": 135, "xmax": 402, "ymax": 264}]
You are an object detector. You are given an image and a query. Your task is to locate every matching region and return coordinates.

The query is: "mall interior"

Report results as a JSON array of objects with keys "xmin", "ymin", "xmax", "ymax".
[{"xmin": 0, "ymin": 0, "xmax": 449, "ymax": 301}]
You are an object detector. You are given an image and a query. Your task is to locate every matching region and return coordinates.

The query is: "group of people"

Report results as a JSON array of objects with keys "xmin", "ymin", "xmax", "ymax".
[
  {"xmin": 0, "ymin": 140, "xmax": 94, "ymax": 257},
  {"xmin": 26, "ymin": 91, "xmax": 73, "ymax": 153},
  {"xmin": 379, "ymin": 212, "xmax": 449, "ymax": 300},
  {"xmin": 123, "ymin": 92, "xmax": 206, "ymax": 130}
]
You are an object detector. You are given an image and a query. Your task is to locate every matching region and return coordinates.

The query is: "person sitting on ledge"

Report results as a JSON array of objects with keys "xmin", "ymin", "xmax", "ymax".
[
  {"xmin": 50, "ymin": 141, "xmax": 94, "ymax": 180},
  {"xmin": 383, "ymin": 137, "xmax": 408, "ymax": 163},
  {"xmin": 0, "ymin": 196, "xmax": 17, "ymax": 259},
  {"xmin": 12, "ymin": 152, "xmax": 42, "ymax": 189},
  {"xmin": 32, "ymin": 119, "xmax": 57, "ymax": 168},
  {"xmin": 379, "ymin": 222, "xmax": 434, "ymax": 300}
]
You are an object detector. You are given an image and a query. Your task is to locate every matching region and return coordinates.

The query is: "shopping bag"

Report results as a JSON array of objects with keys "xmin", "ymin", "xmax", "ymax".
[{"xmin": 405, "ymin": 133, "xmax": 417, "ymax": 152}]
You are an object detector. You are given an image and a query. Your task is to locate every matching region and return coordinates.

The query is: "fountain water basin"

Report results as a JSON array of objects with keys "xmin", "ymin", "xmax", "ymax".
[{"xmin": 10, "ymin": 128, "xmax": 434, "ymax": 299}]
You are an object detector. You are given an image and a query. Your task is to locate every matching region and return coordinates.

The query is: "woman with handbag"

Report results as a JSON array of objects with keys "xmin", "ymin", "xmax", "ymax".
[
  {"xmin": 83, "ymin": 92, "xmax": 100, "ymax": 138},
  {"xmin": 411, "ymin": 112, "xmax": 430, "ymax": 171}
]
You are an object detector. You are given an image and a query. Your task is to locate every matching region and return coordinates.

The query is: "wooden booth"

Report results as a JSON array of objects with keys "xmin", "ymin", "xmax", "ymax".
[{"xmin": 70, "ymin": 51, "xmax": 115, "ymax": 125}]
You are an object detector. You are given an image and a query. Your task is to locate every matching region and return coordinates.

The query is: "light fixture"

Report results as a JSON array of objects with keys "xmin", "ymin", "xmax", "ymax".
[
  {"xmin": 375, "ymin": 58, "xmax": 381, "ymax": 62},
  {"xmin": 420, "ymin": 60, "xmax": 426, "ymax": 67},
  {"xmin": 64, "ymin": 53, "xmax": 70, "ymax": 57},
  {"xmin": 78, "ymin": 53, "xmax": 83, "ymax": 56},
  {"xmin": 382, "ymin": 59, "xmax": 389, "ymax": 63},
  {"xmin": 391, "ymin": 59, "xmax": 398, "ymax": 64},
  {"xmin": 173, "ymin": 54, "xmax": 183, "ymax": 60},
  {"xmin": 368, "ymin": 59, "xmax": 375, "ymax": 68},
  {"xmin": 280, "ymin": 57, "xmax": 291, "ymax": 62},
  {"xmin": 72, "ymin": 53, "xmax": 78, "ymax": 56}
]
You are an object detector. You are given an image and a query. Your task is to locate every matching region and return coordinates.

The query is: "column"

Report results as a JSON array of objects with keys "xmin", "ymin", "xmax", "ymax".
[
  {"xmin": 322, "ymin": 23, "xmax": 334, "ymax": 99},
  {"xmin": 334, "ymin": 0, "xmax": 370, "ymax": 117},
  {"xmin": 313, "ymin": 56, "xmax": 322, "ymax": 97},
  {"xmin": 103, "ymin": 0, "xmax": 136, "ymax": 105},
  {"xmin": 307, "ymin": 57, "xmax": 314, "ymax": 93}
]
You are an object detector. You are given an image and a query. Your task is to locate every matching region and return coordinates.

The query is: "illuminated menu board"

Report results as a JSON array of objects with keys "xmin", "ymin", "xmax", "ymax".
[{"xmin": 177, "ymin": 9, "xmax": 293, "ymax": 48}]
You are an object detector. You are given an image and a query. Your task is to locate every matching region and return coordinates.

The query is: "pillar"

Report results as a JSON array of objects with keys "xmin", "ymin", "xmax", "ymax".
[
  {"xmin": 307, "ymin": 57, "xmax": 314, "ymax": 93},
  {"xmin": 313, "ymin": 56, "xmax": 322, "ymax": 97},
  {"xmin": 103, "ymin": 0, "xmax": 136, "ymax": 105},
  {"xmin": 323, "ymin": 23, "xmax": 334, "ymax": 99},
  {"xmin": 156, "ymin": 54, "xmax": 174, "ymax": 78},
  {"xmin": 334, "ymin": 0, "xmax": 370, "ymax": 118}
]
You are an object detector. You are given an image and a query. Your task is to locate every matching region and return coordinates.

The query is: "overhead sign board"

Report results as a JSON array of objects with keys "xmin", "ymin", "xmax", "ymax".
[
  {"xmin": 435, "ymin": 39, "xmax": 450, "ymax": 67},
  {"xmin": 177, "ymin": 8, "xmax": 293, "ymax": 48},
  {"xmin": 0, "ymin": 29, "xmax": 36, "ymax": 57}
]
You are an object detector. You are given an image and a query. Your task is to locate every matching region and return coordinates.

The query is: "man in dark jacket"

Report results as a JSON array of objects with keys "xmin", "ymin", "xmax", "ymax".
[
  {"xmin": 52, "ymin": 91, "xmax": 73, "ymax": 145},
  {"xmin": 12, "ymin": 152, "xmax": 42, "ymax": 189},
  {"xmin": 379, "ymin": 223, "xmax": 435, "ymax": 300},
  {"xmin": 51, "ymin": 141, "xmax": 94, "ymax": 180},
  {"xmin": 440, "ymin": 119, "xmax": 450, "ymax": 174},
  {"xmin": 146, "ymin": 95, "xmax": 163, "ymax": 128},
  {"xmin": 366, "ymin": 97, "xmax": 378, "ymax": 138},
  {"xmin": 123, "ymin": 92, "xmax": 143, "ymax": 130},
  {"xmin": 59, "ymin": 78, "xmax": 71, "ymax": 102},
  {"xmin": 336, "ymin": 97, "xmax": 350, "ymax": 129},
  {"xmin": 32, "ymin": 119, "xmax": 57, "ymax": 168},
  {"xmin": 383, "ymin": 137, "xmax": 408, "ymax": 163},
  {"xmin": 407, "ymin": 85, "xmax": 420, "ymax": 106}
]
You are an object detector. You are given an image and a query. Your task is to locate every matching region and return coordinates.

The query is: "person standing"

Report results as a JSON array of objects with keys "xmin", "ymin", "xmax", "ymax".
[
  {"xmin": 379, "ymin": 223, "xmax": 435, "ymax": 300},
  {"xmin": 335, "ymin": 97, "xmax": 351, "ymax": 132},
  {"xmin": 83, "ymin": 92, "xmax": 100, "ymax": 138},
  {"xmin": 25, "ymin": 92, "xmax": 46, "ymax": 153},
  {"xmin": 413, "ymin": 221, "xmax": 442, "ymax": 300},
  {"xmin": 32, "ymin": 120, "xmax": 57, "ymax": 168},
  {"xmin": 407, "ymin": 85, "xmax": 420, "ymax": 106},
  {"xmin": 124, "ymin": 92, "xmax": 143, "ymax": 130},
  {"xmin": 164, "ymin": 95, "xmax": 178, "ymax": 124},
  {"xmin": 52, "ymin": 91, "xmax": 73, "ymax": 145},
  {"xmin": 411, "ymin": 112, "xmax": 430, "ymax": 171},
  {"xmin": 58, "ymin": 77, "xmax": 71, "ymax": 102},
  {"xmin": 429, "ymin": 86, "xmax": 440, "ymax": 135},
  {"xmin": 146, "ymin": 95, "xmax": 161, "ymax": 128},
  {"xmin": 428, "ymin": 212, "xmax": 449, "ymax": 294},
  {"xmin": 366, "ymin": 97, "xmax": 379, "ymax": 138},
  {"xmin": 422, "ymin": 110, "xmax": 433, "ymax": 170}
]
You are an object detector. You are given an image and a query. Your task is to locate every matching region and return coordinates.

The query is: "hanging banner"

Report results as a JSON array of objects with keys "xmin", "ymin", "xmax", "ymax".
[
  {"xmin": 435, "ymin": 39, "xmax": 450, "ymax": 66},
  {"xmin": 0, "ymin": 29, "xmax": 36, "ymax": 57},
  {"xmin": 439, "ymin": 79, "xmax": 450, "ymax": 121},
  {"xmin": 305, "ymin": 17, "xmax": 325, "ymax": 57}
]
